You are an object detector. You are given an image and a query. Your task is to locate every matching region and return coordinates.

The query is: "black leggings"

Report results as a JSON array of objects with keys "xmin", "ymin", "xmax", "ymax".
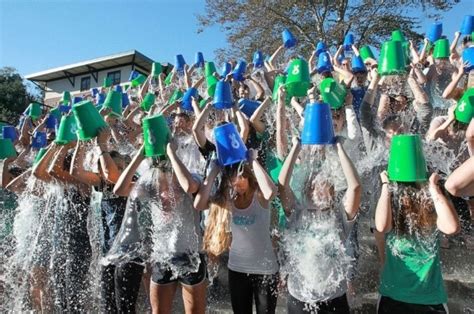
[
  {"xmin": 100, "ymin": 262, "xmax": 144, "ymax": 314},
  {"xmin": 287, "ymin": 293, "xmax": 350, "ymax": 314},
  {"xmin": 228, "ymin": 269, "xmax": 278, "ymax": 314},
  {"xmin": 378, "ymin": 296, "xmax": 447, "ymax": 314}
]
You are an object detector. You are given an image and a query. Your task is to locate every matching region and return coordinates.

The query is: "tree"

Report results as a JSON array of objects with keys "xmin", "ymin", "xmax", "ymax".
[
  {"xmin": 197, "ymin": 0, "xmax": 460, "ymax": 62},
  {"xmin": 0, "ymin": 67, "xmax": 41, "ymax": 125}
]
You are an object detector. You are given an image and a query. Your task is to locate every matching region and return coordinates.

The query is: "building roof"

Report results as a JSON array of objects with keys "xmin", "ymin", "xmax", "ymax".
[{"xmin": 25, "ymin": 50, "xmax": 156, "ymax": 82}]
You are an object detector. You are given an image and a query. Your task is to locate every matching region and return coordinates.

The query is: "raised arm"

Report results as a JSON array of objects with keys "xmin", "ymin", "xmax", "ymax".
[
  {"xmin": 276, "ymin": 86, "xmax": 289, "ymax": 160},
  {"xmin": 336, "ymin": 139, "xmax": 361, "ymax": 219},
  {"xmin": 0, "ymin": 157, "xmax": 16, "ymax": 188},
  {"xmin": 233, "ymin": 106, "xmax": 249, "ymax": 142},
  {"xmin": 5, "ymin": 169, "xmax": 32, "ymax": 194},
  {"xmin": 442, "ymin": 61, "xmax": 465, "ymax": 100},
  {"xmin": 444, "ymin": 156, "xmax": 474, "ymax": 197},
  {"xmin": 426, "ymin": 105, "xmax": 455, "ymax": 141},
  {"xmin": 166, "ymin": 140, "xmax": 200, "ymax": 195},
  {"xmin": 375, "ymin": 171, "xmax": 392, "ymax": 233},
  {"xmin": 70, "ymin": 141, "xmax": 101, "ymax": 187},
  {"xmin": 193, "ymin": 160, "xmax": 220, "ymax": 210},
  {"xmin": 429, "ymin": 173, "xmax": 460, "ymax": 234},
  {"xmin": 249, "ymin": 96, "xmax": 271, "ymax": 134},
  {"xmin": 113, "ymin": 145, "xmax": 145, "ymax": 197},
  {"xmin": 97, "ymin": 128, "xmax": 122, "ymax": 184},
  {"xmin": 250, "ymin": 149, "xmax": 277, "ymax": 204},
  {"xmin": 268, "ymin": 44, "xmax": 285, "ymax": 69},
  {"xmin": 247, "ymin": 77, "xmax": 265, "ymax": 101},
  {"xmin": 278, "ymin": 137, "xmax": 301, "ymax": 216},
  {"xmin": 192, "ymin": 102, "xmax": 212, "ymax": 148},
  {"xmin": 48, "ymin": 143, "xmax": 79, "ymax": 185},
  {"xmin": 32, "ymin": 144, "xmax": 59, "ymax": 182}
]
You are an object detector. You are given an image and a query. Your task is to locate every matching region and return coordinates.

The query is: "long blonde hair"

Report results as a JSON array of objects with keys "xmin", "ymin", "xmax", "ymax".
[{"xmin": 203, "ymin": 164, "xmax": 258, "ymax": 258}]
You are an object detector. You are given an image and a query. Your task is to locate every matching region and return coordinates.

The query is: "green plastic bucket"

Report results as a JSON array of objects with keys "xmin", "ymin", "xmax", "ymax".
[
  {"xmin": 433, "ymin": 38, "xmax": 450, "ymax": 59},
  {"xmin": 103, "ymin": 90, "xmax": 123, "ymax": 117},
  {"xmin": 27, "ymin": 103, "xmax": 42, "ymax": 120},
  {"xmin": 168, "ymin": 89, "xmax": 184, "ymax": 105},
  {"xmin": 33, "ymin": 147, "xmax": 47, "ymax": 166},
  {"xmin": 141, "ymin": 93, "xmax": 156, "ymax": 112},
  {"xmin": 50, "ymin": 107, "xmax": 61, "ymax": 119},
  {"xmin": 0, "ymin": 138, "xmax": 17, "ymax": 159},
  {"xmin": 62, "ymin": 91, "xmax": 71, "ymax": 105},
  {"xmin": 391, "ymin": 29, "xmax": 406, "ymax": 42},
  {"xmin": 206, "ymin": 75, "xmax": 219, "ymax": 97},
  {"xmin": 164, "ymin": 72, "xmax": 173, "ymax": 86},
  {"xmin": 131, "ymin": 74, "xmax": 147, "ymax": 88},
  {"xmin": 285, "ymin": 59, "xmax": 310, "ymax": 98},
  {"xmin": 265, "ymin": 153, "xmax": 283, "ymax": 183},
  {"xmin": 142, "ymin": 114, "xmax": 170, "ymax": 157},
  {"xmin": 378, "ymin": 41, "xmax": 407, "ymax": 76},
  {"xmin": 205, "ymin": 62, "xmax": 217, "ymax": 77},
  {"xmin": 359, "ymin": 45, "xmax": 375, "ymax": 61},
  {"xmin": 388, "ymin": 134, "xmax": 428, "ymax": 182},
  {"xmin": 72, "ymin": 100, "xmax": 107, "ymax": 140},
  {"xmin": 152, "ymin": 62, "xmax": 162, "ymax": 77},
  {"xmin": 455, "ymin": 88, "xmax": 474, "ymax": 124},
  {"xmin": 320, "ymin": 78, "xmax": 347, "ymax": 110},
  {"xmin": 103, "ymin": 76, "xmax": 113, "ymax": 88},
  {"xmin": 55, "ymin": 115, "xmax": 78, "ymax": 145}
]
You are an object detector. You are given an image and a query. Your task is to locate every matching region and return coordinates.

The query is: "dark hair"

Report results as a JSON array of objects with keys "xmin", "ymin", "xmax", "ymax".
[
  {"xmin": 63, "ymin": 150, "xmax": 73, "ymax": 171},
  {"xmin": 175, "ymin": 112, "xmax": 191, "ymax": 122},
  {"xmin": 9, "ymin": 166, "xmax": 24, "ymax": 177},
  {"xmin": 382, "ymin": 115, "xmax": 402, "ymax": 130},
  {"xmin": 462, "ymin": 35, "xmax": 472, "ymax": 47}
]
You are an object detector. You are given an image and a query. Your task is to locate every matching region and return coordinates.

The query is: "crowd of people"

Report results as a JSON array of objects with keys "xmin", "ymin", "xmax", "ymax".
[{"xmin": 1, "ymin": 20, "xmax": 474, "ymax": 314}]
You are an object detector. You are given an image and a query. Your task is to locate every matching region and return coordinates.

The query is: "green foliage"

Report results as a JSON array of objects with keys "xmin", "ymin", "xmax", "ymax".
[
  {"xmin": 197, "ymin": 0, "xmax": 460, "ymax": 62},
  {"xmin": 0, "ymin": 67, "xmax": 41, "ymax": 125}
]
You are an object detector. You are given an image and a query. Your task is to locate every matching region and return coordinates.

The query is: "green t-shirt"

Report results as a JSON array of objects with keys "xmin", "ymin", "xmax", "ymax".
[{"xmin": 379, "ymin": 231, "xmax": 447, "ymax": 305}]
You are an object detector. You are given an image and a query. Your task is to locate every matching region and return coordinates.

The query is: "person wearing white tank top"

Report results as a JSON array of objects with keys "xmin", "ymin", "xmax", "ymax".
[{"xmin": 195, "ymin": 149, "xmax": 279, "ymax": 314}]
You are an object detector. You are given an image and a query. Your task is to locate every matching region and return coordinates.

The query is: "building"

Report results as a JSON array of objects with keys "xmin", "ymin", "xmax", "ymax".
[{"xmin": 25, "ymin": 50, "xmax": 167, "ymax": 106}]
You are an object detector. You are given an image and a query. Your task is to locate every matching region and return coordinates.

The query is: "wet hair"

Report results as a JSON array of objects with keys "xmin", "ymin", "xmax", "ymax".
[
  {"xmin": 392, "ymin": 183, "xmax": 436, "ymax": 235},
  {"xmin": 63, "ymin": 150, "xmax": 73, "ymax": 171},
  {"xmin": 382, "ymin": 115, "xmax": 402, "ymax": 130},
  {"xmin": 9, "ymin": 166, "xmax": 25, "ymax": 177},
  {"xmin": 175, "ymin": 112, "xmax": 191, "ymax": 122}
]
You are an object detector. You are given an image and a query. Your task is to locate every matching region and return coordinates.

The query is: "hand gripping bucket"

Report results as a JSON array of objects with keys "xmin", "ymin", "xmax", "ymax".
[
  {"xmin": 232, "ymin": 61, "xmax": 247, "ymax": 81},
  {"xmin": 205, "ymin": 62, "xmax": 217, "ymax": 77},
  {"xmin": 140, "ymin": 93, "xmax": 156, "ymax": 112},
  {"xmin": 195, "ymin": 52, "xmax": 205, "ymax": 68},
  {"xmin": 433, "ymin": 38, "xmax": 450, "ymax": 59},
  {"xmin": 175, "ymin": 54, "xmax": 186, "ymax": 73},
  {"xmin": 72, "ymin": 100, "xmax": 107, "ymax": 141},
  {"xmin": 214, "ymin": 122, "xmax": 248, "ymax": 166},
  {"xmin": 182, "ymin": 87, "xmax": 198, "ymax": 111},
  {"xmin": 317, "ymin": 52, "xmax": 333, "ymax": 74},
  {"xmin": 152, "ymin": 62, "xmax": 162, "ymax": 77},
  {"xmin": 343, "ymin": 33, "xmax": 354, "ymax": 51},
  {"xmin": 351, "ymin": 55, "xmax": 367, "ymax": 73},
  {"xmin": 315, "ymin": 41, "xmax": 327, "ymax": 57},
  {"xmin": 455, "ymin": 88, "xmax": 474, "ymax": 124},
  {"xmin": 142, "ymin": 114, "xmax": 170, "ymax": 157},
  {"xmin": 378, "ymin": 41, "xmax": 407, "ymax": 76},
  {"xmin": 388, "ymin": 134, "xmax": 428, "ymax": 182},
  {"xmin": 31, "ymin": 131, "xmax": 47, "ymax": 149},
  {"xmin": 213, "ymin": 81, "xmax": 234, "ymax": 110},
  {"xmin": 2, "ymin": 126, "xmax": 17, "ymax": 142},
  {"xmin": 272, "ymin": 74, "xmax": 287, "ymax": 102},
  {"xmin": 462, "ymin": 47, "xmax": 474, "ymax": 72},
  {"xmin": 55, "ymin": 115, "xmax": 78, "ymax": 145},
  {"xmin": 427, "ymin": 22, "xmax": 443, "ymax": 43},
  {"xmin": 0, "ymin": 138, "xmax": 17, "ymax": 159},
  {"xmin": 253, "ymin": 51, "xmax": 264, "ymax": 68},
  {"xmin": 282, "ymin": 28, "xmax": 297, "ymax": 48},
  {"xmin": 286, "ymin": 58, "xmax": 310, "ymax": 97},
  {"xmin": 301, "ymin": 102, "xmax": 335, "ymax": 145},
  {"xmin": 359, "ymin": 45, "xmax": 375, "ymax": 62},
  {"xmin": 460, "ymin": 15, "xmax": 474, "ymax": 35},
  {"xmin": 103, "ymin": 90, "xmax": 123, "ymax": 116},
  {"xmin": 238, "ymin": 99, "xmax": 260, "ymax": 118},
  {"xmin": 131, "ymin": 74, "xmax": 147, "ymax": 88},
  {"xmin": 320, "ymin": 78, "xmax": 347, "ymax": 110}
]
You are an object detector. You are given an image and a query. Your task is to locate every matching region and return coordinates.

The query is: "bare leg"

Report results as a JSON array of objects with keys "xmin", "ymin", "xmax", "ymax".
[
  {"xmin": 182, "ymin": 280, "xmax": 207, "ymax": 314},
  {"xmin": 150, "ymin": 281, "xmax": 178, "ymax": 314}
]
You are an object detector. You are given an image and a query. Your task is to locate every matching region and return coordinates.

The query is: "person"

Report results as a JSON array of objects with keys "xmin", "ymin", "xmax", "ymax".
[
  {"xmin": 194, "ymin": 149, "xmax": 279, "ymax": 314},
  {"xmin": 278, "ymin": 136, "xmax": 361, "ymax": 313},
  {"xmin": 375, "ymin": 171, "xmax": 460, "ymax": 313}
]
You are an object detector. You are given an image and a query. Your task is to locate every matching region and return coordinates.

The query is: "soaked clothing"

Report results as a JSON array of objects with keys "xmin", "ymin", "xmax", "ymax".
[
  {"xmin": 377, "ymin": 295, "xmax": 447, "ymax": 314},
  {"xmin": 151, "ymin": 253, "xmax": 206, "ymax": 285},
  {"xmin": 379, "ymin": 231, "xmax": 447, "ymax": 305},
  {"xmin": 229, "ymin": 195, "xmax": 279, "ymax": 275},
  {"xmin": 285, "ymin": 200, "xmax": 356, "ymax": 304},
  {"xmin": 287, "ymin": 292, "xmax": 350, "ymax": 314}
]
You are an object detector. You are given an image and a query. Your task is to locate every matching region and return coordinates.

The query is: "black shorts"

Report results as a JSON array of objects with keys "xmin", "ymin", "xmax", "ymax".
[{"xmin": 151, "ymin": 253, "xmax": 206, "ymax": 286}]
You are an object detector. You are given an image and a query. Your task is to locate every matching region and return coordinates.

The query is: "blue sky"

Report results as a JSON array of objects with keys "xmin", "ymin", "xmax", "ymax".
[{"xmin": 0, "ymin": 0, "xmax": 472, "ymax": 77}]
